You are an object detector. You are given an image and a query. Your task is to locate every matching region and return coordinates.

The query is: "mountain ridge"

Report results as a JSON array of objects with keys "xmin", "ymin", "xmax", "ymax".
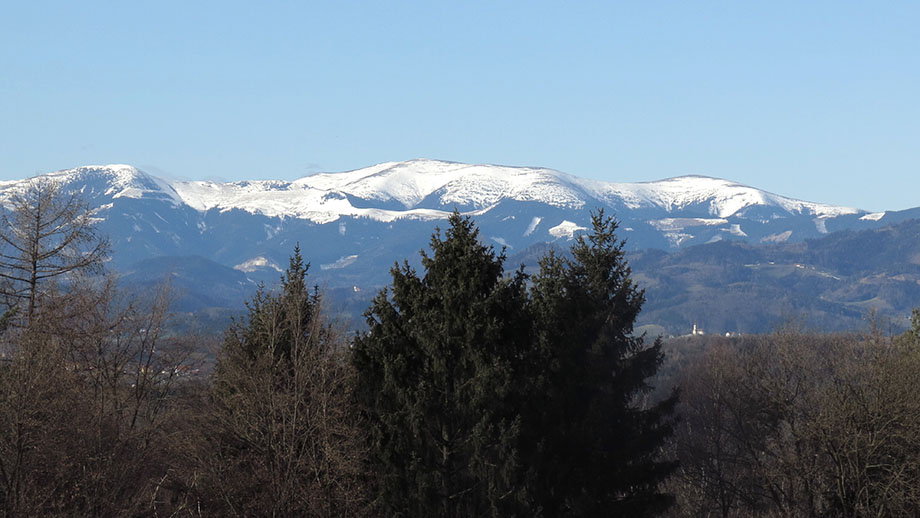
[
  {"xmin": 1, "ymin": 159, "xmax": 917, "ymax": 333},
  {"xmin": 2, "ymin": 159, "xmax": 863, "ymax": 224},
  {"xmin": 1, "ymin": 159, "xmax": 907, "ymax": 280}
]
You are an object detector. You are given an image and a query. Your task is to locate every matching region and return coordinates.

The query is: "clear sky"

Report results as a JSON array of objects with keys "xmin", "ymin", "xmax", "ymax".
[{"xmin": 1, "ymin": 1, "xmax": 918, "ymax": 211}]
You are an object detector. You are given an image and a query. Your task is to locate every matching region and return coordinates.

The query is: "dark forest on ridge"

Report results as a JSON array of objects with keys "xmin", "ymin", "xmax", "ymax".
[{"xmin": 1, "ymin": 180, "xmax": 919, "ymax": 517}]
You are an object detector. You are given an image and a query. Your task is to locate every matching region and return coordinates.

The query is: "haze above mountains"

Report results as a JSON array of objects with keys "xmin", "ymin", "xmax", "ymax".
[{"xmin": 2, "ymin": 159, "xmax": 918, "ymax": 334}]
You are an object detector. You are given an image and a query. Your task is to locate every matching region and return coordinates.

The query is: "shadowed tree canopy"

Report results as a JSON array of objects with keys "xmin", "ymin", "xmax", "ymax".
[
  {"xmin": 353, "ymin": 210, "xmax": 676, "ymax": 517},
  {"xmin": 522, "ymin": 209, "xmax": 677, "ymax": 517},
  {"xmin": 353, "ymin": 212, "xmax": 532, "ymax": 517}
]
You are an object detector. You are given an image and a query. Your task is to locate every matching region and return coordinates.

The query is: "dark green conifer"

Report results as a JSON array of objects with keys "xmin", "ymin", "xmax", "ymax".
[
  {"xmin": 353, "ymin": 212, "xmax": 531, "ymax": 517},
  {"xmin": 524, "ymin": 210, "xmax": 677, "ymax": 517},
  {"xmin": 219, "ymin": 245, "xmax": 319, "ymax": 371}
]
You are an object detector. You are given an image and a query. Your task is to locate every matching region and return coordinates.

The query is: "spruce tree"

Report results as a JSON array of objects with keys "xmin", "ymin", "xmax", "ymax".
[
  {"xmin": 352, "ymin": 212, "xmax": 531, "ymax": 517},
  {"xmin": 524, "ymin": 210, "xmax": 677, "ymax": 516},
  {"xmin": 219, "ymin": 245, "xmax": 319, "ymax": 369}
]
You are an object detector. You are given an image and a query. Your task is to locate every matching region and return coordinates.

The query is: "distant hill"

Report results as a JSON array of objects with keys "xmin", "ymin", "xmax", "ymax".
[
  {"xmin": 118, "ymin": 255, "xmax": 255, "ymax": 313},
  {"xmin": 627, "ymin": 219, "xmax": 920, "ymax": 335}
]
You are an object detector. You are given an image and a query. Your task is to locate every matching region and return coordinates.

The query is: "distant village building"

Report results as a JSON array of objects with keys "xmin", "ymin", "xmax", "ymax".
[{"xmin": 692, "ymin": 323, "xmax": 704, "ymax": 336}]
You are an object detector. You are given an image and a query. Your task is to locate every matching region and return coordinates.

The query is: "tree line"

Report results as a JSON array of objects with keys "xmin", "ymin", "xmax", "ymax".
[
  {"xmin": 1, "ymin": 180, "xmax": 918, "ymax": 517},
  {"xmin": 664, "ymin": 317, "xmax": 920, "ymax": 517}
]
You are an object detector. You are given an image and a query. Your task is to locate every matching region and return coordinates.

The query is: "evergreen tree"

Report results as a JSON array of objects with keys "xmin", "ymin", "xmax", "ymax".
[
  {"xmin": 524, "ymin": 210, "xmax": 677, "ymax": 516},
  {"xmin": 218, "ymin": 246, "xmax": 319, "ymax": 370},
  {"xmin": 353, "ymin": 212, "xmax": 531, "ymax": 517}
]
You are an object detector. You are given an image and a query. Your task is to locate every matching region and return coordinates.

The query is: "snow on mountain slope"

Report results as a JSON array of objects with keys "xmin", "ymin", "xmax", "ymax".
[
  {"xmin": 293, "ymin": 159, "xmax": 586, "ymax": 209},
  {"xmin": 7, "ymin": 160, "xmax": 862, "ymax": 228},
  {"xmin": 173, "ymin": 159, "xmax": 587, "ymax": 220},
  {"xmin": 578, "ymin": 175, "xmax": 857, "ymax": 219},
  {"xmin": 0, "ymin": 165, "xmax": 184, "ymax": 206},
  {"xmin": 173, "ymin": 178, "xmax": 456, "ymax": 224},
  {"xmin": 549, "ymin": 220, "xmax": 588, "ymax": 239},
  {"xmin": 168, "ymin": 159, "xmax": 858, "ymax": 223}
]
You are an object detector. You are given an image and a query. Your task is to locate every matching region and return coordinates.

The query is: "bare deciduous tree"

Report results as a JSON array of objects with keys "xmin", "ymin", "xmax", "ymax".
[
  {"xmin": 668, "ymin": 326, "xmax": 920, "ymax": 518},
  {"xmin": 194, "ymin": 250, "xmax": 371, "ymax": 517},
  {"xmin": 0, "ymin": 276, "xmax": 199, "ymax": 517},
  {"xmin": 0, "ymin": 178, "xmax": 109, "ymax": 326}
]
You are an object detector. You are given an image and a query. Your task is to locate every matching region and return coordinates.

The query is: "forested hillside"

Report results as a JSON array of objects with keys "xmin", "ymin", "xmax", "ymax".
[
  {"xmin": 630, "ymin": 219, "xmax": 920, "ymax": 334},
  {"xmin": 501, "ymin": 219, "xmax": 920, "ymax": 335}
]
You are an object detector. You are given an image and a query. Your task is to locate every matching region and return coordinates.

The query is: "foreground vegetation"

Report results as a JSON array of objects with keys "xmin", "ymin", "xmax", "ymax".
[
  {"xmin": 0, "ymin": 181, "xmax": 918, "ymax": 517},
  {"xmin": 663, "ymin": 317, "xmax": 920, "ymax": 517}
]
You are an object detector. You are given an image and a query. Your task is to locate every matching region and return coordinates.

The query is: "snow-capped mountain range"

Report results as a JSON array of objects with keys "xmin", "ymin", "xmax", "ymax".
[
  {"xmin": 0, "ymin": 159, "xmax": 914, "ymax": 293},
  {"xmin": 169, "ymin": 159, "xmax": 858, "ymax": 222},
  {"xmin": 6, "ymin": 159, "xmax": 863, "ymax": 223}
]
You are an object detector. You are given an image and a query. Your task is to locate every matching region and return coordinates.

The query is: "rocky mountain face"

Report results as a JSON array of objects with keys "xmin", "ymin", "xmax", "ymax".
[{"xmin": 1, "ymin": 159, "xmax": 917, "ymax": 333}]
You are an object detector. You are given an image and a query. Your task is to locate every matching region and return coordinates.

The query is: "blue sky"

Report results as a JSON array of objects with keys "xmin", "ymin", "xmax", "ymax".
[{"xmin": 1, "ymin": 1, "xmax": 918, "ymax": 211}]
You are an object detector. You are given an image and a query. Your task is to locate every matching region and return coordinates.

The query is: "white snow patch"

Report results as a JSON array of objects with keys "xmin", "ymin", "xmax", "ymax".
[
  {"xmin": 524, "ymin": 216, "xmax": 542, "ymax": 236},
  {"xmin": 814, "ymin": 218, "xmax": 828, "ymax": 234},
  {"xmin": 724, "ymin": 224, "xmax": 747, "ymax": 237},
  {"xmin": 491, "ymin": 237, "xmax": 512, "ymax": 249},
  {"xmin": 320, "ymin": 255, "xmax": 359, "ymax": 270},
  {"xmin": 548, "ymin": 220, "xmax": 587, "ymax": 239},
  {"xmin": 234, "ymin": 256, "xmax": 282, "ymax": 273},
  {"xmin": 338, "ymin": 222, "xmax": 346, "ymax": 236},
  {"xmin": 663, "ymin": 232, "xmax": 694, "ymax": 247},
  {"xmin": 761, "ymin": 231, "xmax": 793, "ymax": 243},
  {"xmin": 707, "ymin": 235, "xmax": 723, "ymax": 244},
  {"xmin": 649, "ymin": 218, "xmax": 727, "ymax": 231},
  {"xmin": 264, "ymin": 224, "xmax": 280, "ymax": 240},
  {"xmin": 860, "ymin": 212, "xmax": 886, "ymax": 221}
]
